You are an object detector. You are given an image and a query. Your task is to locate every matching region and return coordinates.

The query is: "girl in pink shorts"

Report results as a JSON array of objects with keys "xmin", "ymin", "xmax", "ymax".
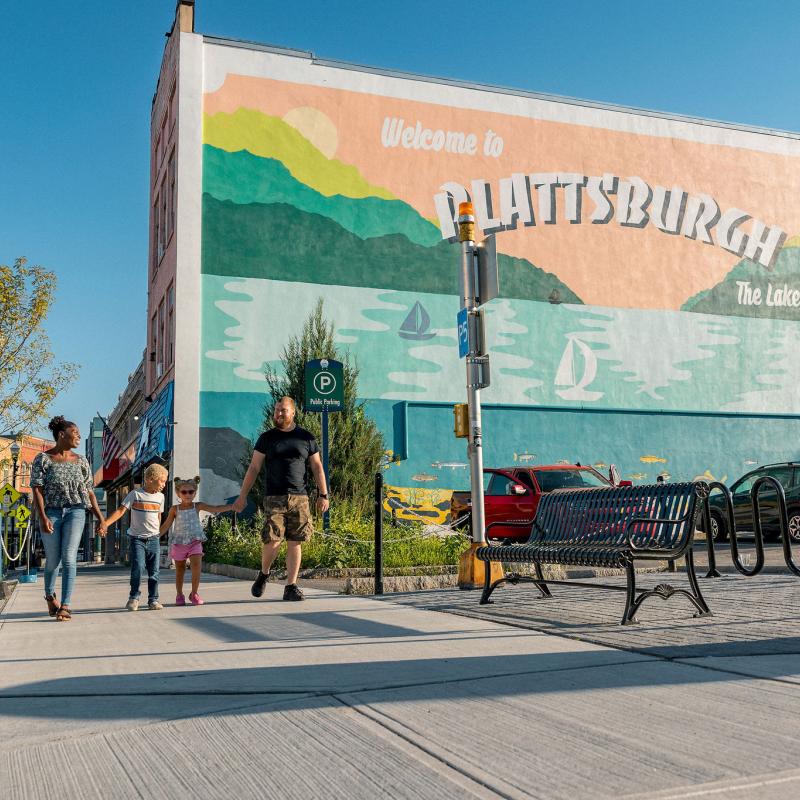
[{"xmin": 159, "ymin": 476, "xmax": 232, "ymax": 605}]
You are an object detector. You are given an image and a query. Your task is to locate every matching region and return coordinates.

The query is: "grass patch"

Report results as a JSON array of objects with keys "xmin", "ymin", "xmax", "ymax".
[{"xmin": 205, "ymin": 502, "xmax": 466, "ymax": 571}]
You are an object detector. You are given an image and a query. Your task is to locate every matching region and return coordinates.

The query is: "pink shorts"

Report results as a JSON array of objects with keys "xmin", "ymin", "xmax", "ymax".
[{"xmin": 170, "ymin": 540, "xmax": 204, "ymax": 561}]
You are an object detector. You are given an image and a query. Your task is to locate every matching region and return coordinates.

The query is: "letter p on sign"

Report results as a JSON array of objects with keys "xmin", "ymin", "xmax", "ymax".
[{"xmin": 314, "ymin": 372, "xmax": 335, "ymax": 395}]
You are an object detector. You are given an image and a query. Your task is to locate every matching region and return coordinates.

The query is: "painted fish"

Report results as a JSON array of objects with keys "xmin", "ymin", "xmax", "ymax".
[
  {"xmin": 743, "ymin": 460, "xmax": 758, "ymax": 466},
  {"xmin": 628, "ymin": 472, "xmax": 648, "ymax": 480},
  {"xmin": 431, "ymin": 461, "xmax": 468, "ymax": 469},
  {"xmin": 640, "ymin": 455, "xmax": 667, "ymax": 464},
  {"xmin": 556, "ymin": 459, "xmax": 572, "ymax": 465},
  {"xmin": 695, "ymin": 469, "xmax": 728, "ymax": 484},
  {"xmin": 593, "ymin": 462, "xmax": 608, "ymax": 470},
  {"xmin": 513, "ymin": 452, "xmax": 536, "ymax": 463},
  {"xmin": 412, "ymin": 473, "xmax": 439, "ymax": 482},
  {"xmin": 658, "ymin": 472, "xmax": 671, "ymax": 481}
]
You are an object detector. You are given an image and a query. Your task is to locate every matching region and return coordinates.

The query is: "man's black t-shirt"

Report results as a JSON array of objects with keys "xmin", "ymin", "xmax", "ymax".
[{"xmin": 254, "ymin": 426, "xmax": 320, "ymax": 495}]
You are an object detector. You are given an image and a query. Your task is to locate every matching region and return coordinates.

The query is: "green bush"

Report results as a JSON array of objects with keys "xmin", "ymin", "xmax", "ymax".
[{"xmin": 205, "ymin": 502, "xmax": 466, "ymax": 572}]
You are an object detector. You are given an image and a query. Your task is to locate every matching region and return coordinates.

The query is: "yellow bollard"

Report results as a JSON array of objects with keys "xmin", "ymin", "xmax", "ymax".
[{"xmin": 458, "ymin": 541, "xmax": 503, "ymax": 590}]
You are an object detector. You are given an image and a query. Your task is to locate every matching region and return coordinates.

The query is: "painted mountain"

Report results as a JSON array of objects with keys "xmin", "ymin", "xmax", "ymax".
[
  {"xmin": 201, "ymin": 110, "xmax": 582, "ymax": 303},
  {"xmin": 682, "ymin": 239, "xmax": 800, "ymax": 321}
]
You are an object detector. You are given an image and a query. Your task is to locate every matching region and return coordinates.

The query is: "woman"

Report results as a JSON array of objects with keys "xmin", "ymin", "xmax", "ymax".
[{"xmin": 30, "ymin": 416, "xmax": 107, "ymax": 621}]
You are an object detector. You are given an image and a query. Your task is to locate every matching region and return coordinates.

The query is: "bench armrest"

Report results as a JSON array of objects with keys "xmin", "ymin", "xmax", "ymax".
[{"xmin": 624, "ymin": 512, "xmax": 695, "ymax": 557}]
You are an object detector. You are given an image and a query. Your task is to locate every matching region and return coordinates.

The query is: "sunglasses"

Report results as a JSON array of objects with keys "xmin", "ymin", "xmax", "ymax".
[{"xmin": 179, "ymin": 489, "xmax": 196, "ymax": 496}]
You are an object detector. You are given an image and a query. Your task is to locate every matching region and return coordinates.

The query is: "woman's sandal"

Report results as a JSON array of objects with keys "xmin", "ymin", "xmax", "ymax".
[
  {"xmin": 56, "ymin": 606, "xmax": 72, "ymax": 622},
  {"xmin": 45, "ymin": 594, "xmax": 59, "ymax": 617}
]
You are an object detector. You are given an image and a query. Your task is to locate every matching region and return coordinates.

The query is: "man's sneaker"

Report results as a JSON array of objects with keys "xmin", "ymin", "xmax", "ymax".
[
  {"xmin": 189, "ymin": 592, "xmax": 204, "ymax": 606},
  {"xmin": 126, "ymin": 598, "xmax": 139, "ymax": 612},
  {"xmin": 251, "ymin": 570, "xmax": 270, "ymax": 598},
  {"xmin": 283, "ymin": 583, "xmax": 304, "ymax": 602},
  {"xmin": 175, "ymin": 594, "xmax": 186, "ymax": 606},
  {"xmin": 148, "ymin": 601, "xmax": 164, "ymax": 610}
]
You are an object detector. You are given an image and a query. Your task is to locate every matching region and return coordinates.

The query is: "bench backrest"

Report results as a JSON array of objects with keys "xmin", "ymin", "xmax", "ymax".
[{"xmin": 531, "ymin": 481, "xmax": 703, "ymax": 550}]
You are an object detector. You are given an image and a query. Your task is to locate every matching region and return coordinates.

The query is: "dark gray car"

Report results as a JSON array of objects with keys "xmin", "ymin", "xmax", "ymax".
[{"xmin": 706, "ymin": 462, "xmax": 800, "ymax": 543}]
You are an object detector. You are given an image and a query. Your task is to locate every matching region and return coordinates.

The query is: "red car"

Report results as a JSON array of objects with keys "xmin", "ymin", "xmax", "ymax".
[{"xmin": 450, "ymin": 464, "xmax": 616, "ymax": 541}]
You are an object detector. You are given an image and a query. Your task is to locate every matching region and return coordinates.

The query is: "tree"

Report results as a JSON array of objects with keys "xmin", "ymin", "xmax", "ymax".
[
  {"xmin": 244, "ymin": 298, "xmax": 385, "ymax": 512},
  {"xmin": 0, "ymin": 258, "xmax": 78, "ymax": 434}
]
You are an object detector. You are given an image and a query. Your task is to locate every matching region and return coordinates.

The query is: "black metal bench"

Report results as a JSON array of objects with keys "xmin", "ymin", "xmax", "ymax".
[{"xmin": 476, "ymin": 481, "xmax": 712, "ymax": 625}]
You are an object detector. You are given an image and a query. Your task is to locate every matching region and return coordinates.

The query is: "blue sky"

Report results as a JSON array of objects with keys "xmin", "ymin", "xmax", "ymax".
[{"xmin": 2, "ymin": 0, "xmax": 799, "ymax": 442}]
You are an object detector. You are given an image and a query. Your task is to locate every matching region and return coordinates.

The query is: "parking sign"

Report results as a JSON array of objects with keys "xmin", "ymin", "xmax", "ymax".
[{"xmin": 304, "ymin": 359, "xmax": 344, "ymax": 412}]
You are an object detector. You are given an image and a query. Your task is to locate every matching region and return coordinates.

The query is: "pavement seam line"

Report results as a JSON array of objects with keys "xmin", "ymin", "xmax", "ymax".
[{"xmin": 333, "ymin": 694, "xmax": 525, "ymax": 800}]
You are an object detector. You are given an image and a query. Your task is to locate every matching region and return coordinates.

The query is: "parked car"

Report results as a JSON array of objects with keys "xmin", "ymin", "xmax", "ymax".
[
  {"xmin": 705, "ymin": 462, "xmax": 800, "ymax": 543},
  {"xmin": 450, "ymin": 464, "xmax": 615, "ymax": 541}
]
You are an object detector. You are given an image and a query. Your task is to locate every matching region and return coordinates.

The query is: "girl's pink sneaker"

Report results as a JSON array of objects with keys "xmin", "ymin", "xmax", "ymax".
[
  {"xmin": 175, "ymin": 594, "xmax": 186, "ymax": 606},
  {"xmin": 189, "ymin": 592, "xmax": 204, "ymax": 606}
]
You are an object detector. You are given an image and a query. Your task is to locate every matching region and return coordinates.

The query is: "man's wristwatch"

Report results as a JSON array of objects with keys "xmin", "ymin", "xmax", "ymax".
[{"xmin": 319, "ymin": 493, "xmax": 328, "ymax": 498}]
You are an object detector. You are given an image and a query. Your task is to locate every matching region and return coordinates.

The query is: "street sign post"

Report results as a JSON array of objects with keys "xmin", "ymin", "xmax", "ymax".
[
  {"xmin": 454, "ymin": 204, "xmax": 504, "ymax": 589},
  {"xmin": 304, "ymin": 358, "xmax": 344, "ymax": 530}
]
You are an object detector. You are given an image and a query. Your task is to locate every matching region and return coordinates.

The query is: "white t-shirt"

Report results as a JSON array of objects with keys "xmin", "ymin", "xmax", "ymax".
[{"xmin": 122, "ymin": 489, "xmax": 164, "ymax": 539}]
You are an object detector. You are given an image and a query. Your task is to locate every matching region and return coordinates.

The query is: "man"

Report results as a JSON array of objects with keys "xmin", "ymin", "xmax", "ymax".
[{"xmin": 233, "ymin": 396, "xmax": 329, "ymax": 601}]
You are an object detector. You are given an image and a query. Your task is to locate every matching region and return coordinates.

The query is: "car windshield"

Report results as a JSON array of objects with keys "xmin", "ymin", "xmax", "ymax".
[{"xmin": 533, "ymin": 469, "xmax": 609, "ymax": 491}]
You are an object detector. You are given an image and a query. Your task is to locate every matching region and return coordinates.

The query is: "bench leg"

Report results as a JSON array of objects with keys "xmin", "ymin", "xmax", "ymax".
[
  {"xmin": 480, "ymin": 560, "xmax": 497, "ymax": 605},
  {"xmin": 621, "ymin": 561, "xmax": 639, "ymax": 625},
  {"xmin": 534, "ymin": 562, "xmax": 552, "ymax": 598},
  {"xmin": 480, "ymin": 561, "xmax": 548, "ymax": 605},
  {"xmin": 685, "ymin": 548, "xmax": 713, "ymax": 618},
  {"xmin": 622, "ymin": 549, "xmax": 714, "ymax": 625}
]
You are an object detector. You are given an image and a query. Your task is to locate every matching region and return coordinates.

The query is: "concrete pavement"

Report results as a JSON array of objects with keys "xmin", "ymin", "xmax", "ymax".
[{"xmin": 2, "ymin": 565, "xmax": 800, "ymax": 799}]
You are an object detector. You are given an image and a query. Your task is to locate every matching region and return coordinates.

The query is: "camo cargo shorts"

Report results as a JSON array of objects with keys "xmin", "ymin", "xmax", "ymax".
[{"xmin": 261, "ymin": 494, "xmax": 314, "ymax": 543}]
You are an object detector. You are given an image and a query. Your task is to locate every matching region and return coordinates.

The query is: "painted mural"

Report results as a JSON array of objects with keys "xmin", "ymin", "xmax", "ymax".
[{"xmin": 198, "ymin": 64, "xmax": 800, "ymax": 511}]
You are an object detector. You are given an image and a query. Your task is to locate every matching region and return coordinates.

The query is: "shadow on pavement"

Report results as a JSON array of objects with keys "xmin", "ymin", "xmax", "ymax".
[{"xmin": 2, "ymin": 637, "xmax": 800, "ymax": 721}]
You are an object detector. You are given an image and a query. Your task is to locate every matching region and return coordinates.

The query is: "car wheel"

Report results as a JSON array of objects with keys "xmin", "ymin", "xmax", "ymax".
[
  {"xmin": 788, "ymin": 512, "xmax": 800, "ymax": 543},
  {"xmin": 709, "ymin": 510, "xmax": 728, "ymax": 543}
]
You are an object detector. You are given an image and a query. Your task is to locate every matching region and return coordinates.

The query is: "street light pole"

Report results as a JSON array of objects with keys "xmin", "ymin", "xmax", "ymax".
[{"xmin": 10, "ymin": 439, "xmax": 20, "ymax": 565}]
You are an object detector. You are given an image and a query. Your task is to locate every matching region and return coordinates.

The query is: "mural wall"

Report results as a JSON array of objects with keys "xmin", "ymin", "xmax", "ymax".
[{"xmin": 198, "ymin": 52, "xmax": 800, "ymax": 513}]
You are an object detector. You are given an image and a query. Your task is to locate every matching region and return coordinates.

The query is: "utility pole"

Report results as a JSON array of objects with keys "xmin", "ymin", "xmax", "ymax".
[{"xmin": 454, "ymin": 202, "xmax": 503, "ymax": 588}]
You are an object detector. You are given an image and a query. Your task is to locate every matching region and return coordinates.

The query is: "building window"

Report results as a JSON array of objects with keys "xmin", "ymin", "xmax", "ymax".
[
  {"xmin": 168, "ymin": 81, "xmax": 177, "ymax": 132},
  {"xmin": 166, "ymin": 283, "xmax": 175, "ymax": 367},
  {"xmin": 157, "ymin": 299, "xmax": 166, "ymax": 379},
  {"xmin": 152, "ymin": 197, "xmax": 160, "ymax": 270},
  {"xmin": 168, "ymin": 149, "xmax": 176, "ymax": 242},
  {"xmin": 159, "ymin": 177, "xmax": 167, "ymax": 260},
  {"xmin": 150, "ymin": 313, "xmax": 158, "ymax": 387}
]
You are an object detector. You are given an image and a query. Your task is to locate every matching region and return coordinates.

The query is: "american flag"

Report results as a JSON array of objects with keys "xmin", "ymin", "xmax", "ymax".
[{"xmin": 98, "ymin": 413, "xmax": 123, "ymax": 470}]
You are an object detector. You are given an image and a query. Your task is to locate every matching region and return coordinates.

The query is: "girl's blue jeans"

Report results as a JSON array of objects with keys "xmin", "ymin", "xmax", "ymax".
[{"xmin": 43, "ymin": 505, "xmax": 86, "ymax": 606}]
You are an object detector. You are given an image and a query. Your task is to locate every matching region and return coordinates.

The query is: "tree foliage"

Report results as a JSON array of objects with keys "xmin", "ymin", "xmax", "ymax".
[
  {"xmin": 0, "ymin": 258, "xmax": 78, "ymax": 434},
  {"xmin": 245, "ymin": 298, "xmax": 385, "ymax": 512}
]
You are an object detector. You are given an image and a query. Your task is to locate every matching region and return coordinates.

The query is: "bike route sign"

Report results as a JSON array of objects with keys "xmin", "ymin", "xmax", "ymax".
[{"xmin": 304, "ymin": 359, "xmax": 344, "ymax": 412}]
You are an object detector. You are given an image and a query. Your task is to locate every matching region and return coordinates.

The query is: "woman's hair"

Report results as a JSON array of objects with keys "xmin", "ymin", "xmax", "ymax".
[{"xmin": 48, "ymin": 415, "xmax": 76, "ymax": 439}]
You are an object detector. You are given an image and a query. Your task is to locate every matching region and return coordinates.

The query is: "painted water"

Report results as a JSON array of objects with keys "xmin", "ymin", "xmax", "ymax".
[{"xmin": 202, "ymin": 275, "xmax": 800, "ymax": 416}]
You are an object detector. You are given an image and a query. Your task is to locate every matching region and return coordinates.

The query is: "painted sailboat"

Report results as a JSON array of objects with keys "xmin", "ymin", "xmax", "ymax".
[
  {"xmin": 399, "ymin": 301, "xmax": 436, "ymax": 340},
  {"xmin": 555, "ymin": 335, "xmax": 603, "ymax": 401}
]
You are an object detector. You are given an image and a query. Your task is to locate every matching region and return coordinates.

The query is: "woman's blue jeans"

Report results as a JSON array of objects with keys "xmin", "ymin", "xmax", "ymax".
[{"xmin": 43, "ymin": 505, "xmax": 86, "ymax": 606}]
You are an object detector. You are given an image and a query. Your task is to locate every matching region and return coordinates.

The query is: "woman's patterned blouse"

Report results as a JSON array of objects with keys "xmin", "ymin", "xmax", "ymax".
[{"xmin": 30, "ymin": 452, "xmax": 94, "ymax": 509}]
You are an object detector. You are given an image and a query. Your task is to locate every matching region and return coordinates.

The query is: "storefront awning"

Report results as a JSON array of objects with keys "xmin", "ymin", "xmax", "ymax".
[{"xmin": 133, "ymin": 381, "xmax": 174, "ymax": 470}]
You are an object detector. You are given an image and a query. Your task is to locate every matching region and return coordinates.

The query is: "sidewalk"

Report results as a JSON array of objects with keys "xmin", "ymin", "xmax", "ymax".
[{"xmin": 2, "ymin": 566, "xmax": 800, "ymax": 799}]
